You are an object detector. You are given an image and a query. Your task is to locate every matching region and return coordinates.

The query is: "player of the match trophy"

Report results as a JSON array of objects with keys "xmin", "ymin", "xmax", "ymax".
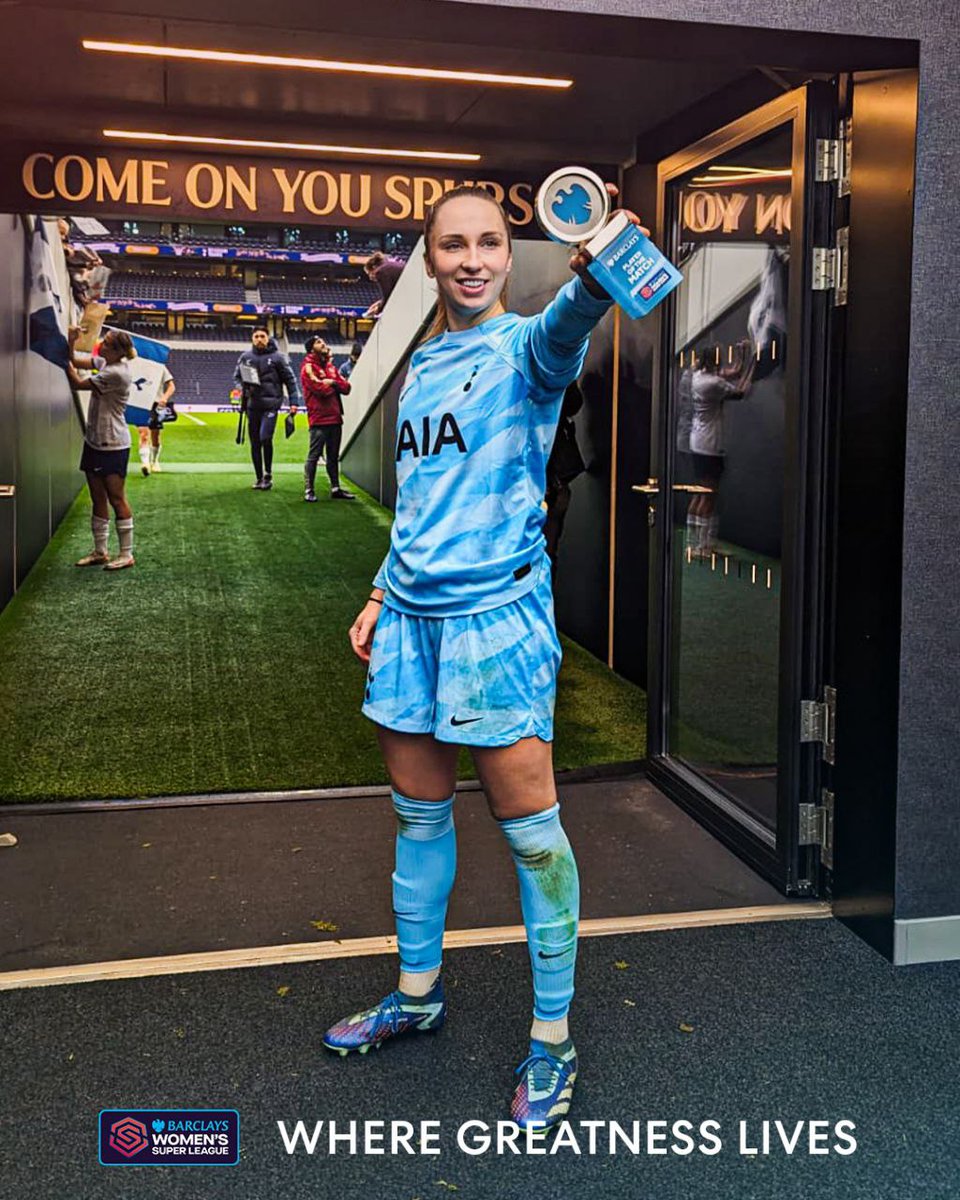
[{"xmin": 535, "ymin": 166, "xmax": 682, "ymax": 317}]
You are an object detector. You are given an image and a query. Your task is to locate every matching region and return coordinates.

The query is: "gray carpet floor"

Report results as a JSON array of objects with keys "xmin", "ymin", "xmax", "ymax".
[{"xmin": 2, "ymin": 918, "xmax": 958, "ymax": 1199}]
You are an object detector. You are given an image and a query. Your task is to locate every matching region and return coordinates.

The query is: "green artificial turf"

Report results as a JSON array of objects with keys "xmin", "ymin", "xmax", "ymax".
[
  {"xmin": 157, "ymin": 410, "xmax": 309, "ymax": 465},
  {"xmin": 0, "ymin": 418, "xmax": 645, "ymax": 802}
]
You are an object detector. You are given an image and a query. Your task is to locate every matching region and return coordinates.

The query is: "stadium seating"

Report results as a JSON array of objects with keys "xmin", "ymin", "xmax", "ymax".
[
  {"xmin": 258, "ymin": 277, "xmax": 381, "ymax": 306},
  {"xmin": 126, "ymin": 321, "xmax": 168, "ymax": 341},
  {"xmin": 180, "ymin": 325, "xmax": 259, "ymax": 343},
  {"xmin": 165, "ymin": 348, "xmax": 246, "ymax": 405},
  {"xmin": 106, "ymin": 272, "xmax": 246, "ymax": 302}
]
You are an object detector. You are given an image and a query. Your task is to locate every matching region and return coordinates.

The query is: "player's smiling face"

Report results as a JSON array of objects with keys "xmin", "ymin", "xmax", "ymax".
[{"xmin": 425, "ymin": 195, "xmax": 512, "ymax": 332}]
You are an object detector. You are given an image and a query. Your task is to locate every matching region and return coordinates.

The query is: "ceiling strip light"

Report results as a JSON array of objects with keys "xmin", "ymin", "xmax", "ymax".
[
  {"xmin": 102, "ymin": 129, "xmax": 481, "ymax": 162},
  {"xmin": 705, "ymin": 165, "xmax": 789, "ymax": 176},
  {"xmin": 83, "ymin": 40, "xmax": 573, "ymax": 89}
]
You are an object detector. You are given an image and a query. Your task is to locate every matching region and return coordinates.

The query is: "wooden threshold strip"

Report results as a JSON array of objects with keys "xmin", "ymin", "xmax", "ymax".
[{"xmin": 0, "ymin": 902, "xmax": 830, "ymax": 991}]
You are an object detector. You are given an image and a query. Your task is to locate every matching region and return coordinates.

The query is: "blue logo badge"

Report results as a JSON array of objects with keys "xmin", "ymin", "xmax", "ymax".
[{"xmin": 551, "ymin": 183, "xmax": 593, "ymax": 226}]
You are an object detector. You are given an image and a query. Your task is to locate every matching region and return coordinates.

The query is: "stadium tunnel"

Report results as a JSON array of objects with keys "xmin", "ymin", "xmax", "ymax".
[{"xmin": 0, "ymin": 0, "xmax": 954, "ymax": 987}]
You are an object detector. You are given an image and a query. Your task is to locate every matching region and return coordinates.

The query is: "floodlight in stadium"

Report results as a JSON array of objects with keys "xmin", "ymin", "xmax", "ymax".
[
  {"xmin": 83, "ymin": 40, "xmax": 573, "ymax": 89},
  {"xmin": 103, "ymin": 130, "xmax": 481, "ymax": 162}
]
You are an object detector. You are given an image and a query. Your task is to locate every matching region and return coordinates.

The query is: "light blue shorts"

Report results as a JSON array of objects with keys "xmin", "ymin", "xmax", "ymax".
[{"xmin": 361, "ymin": 566, "xmax": 562, "ymax": 747}]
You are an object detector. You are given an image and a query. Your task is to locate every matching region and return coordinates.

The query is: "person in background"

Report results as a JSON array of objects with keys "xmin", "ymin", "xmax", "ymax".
[
  {"xmin": 138, "ymin": 366, "xmax": 177, "ymax": 476},
  {"xmin": 688, "ymin": 340, "xmax": 755, "ymax": 556},
  {"xmin": 65, "ymin": 325, "xmax": 137, "ymax": 570},
  {"xmin": 233, "ymin": 327, "xmax": 299, "ymax": 491},
  {"xmin": 57, "ymin": 217, "xmax": 103, "ymax": 306},
  {"xmin": 363, "ymin": 252, "xmax": 404, "ymax": 317},
  {"xmin": 300, "ymin": 335, "xmax": 355, "ymax": 502},
  {"xmin": 338, "ymin": 340, "xmax": 364, "ymax": 380}
]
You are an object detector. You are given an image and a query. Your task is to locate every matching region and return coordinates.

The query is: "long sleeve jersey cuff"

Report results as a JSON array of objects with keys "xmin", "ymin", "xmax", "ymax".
[{"xmin": 541, "ymin": 274, "xmax": 615, "ymax": 349}]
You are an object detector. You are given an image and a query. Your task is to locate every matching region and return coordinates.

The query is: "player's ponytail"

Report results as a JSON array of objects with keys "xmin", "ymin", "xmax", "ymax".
[{"xmin": 421, "ymin": 185, "xmax": 512, "ymax": 343}]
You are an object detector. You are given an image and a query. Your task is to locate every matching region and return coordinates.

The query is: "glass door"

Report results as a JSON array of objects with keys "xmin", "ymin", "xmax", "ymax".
[{"xmin": 645, "ymin": 84, "xmax": 837, "ymax": 893}]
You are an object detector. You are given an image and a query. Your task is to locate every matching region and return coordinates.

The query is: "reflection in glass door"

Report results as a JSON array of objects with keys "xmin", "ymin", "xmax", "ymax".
[
  {"xmin": 647, "ymin": 83, "xmax": 837, "ymax": 892},
  {"xmin": 669, "ymin": 123, "xmax": 792, "ymax": 833}
]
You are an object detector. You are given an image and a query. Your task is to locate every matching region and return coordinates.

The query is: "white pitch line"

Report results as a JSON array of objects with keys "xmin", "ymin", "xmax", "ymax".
[
  {"xmin": 181, "ymin": 412, "xmax": 206, "ymax": 425},
  {"xmin": 0, "ymin": 903, "xmax": 831, "ymax": 991}
]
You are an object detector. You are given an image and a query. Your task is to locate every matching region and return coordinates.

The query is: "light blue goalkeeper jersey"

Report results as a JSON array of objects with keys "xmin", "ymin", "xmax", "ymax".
[{"xmin": 373, "ymin": 275, "xmax": 612, "ymax": 616}]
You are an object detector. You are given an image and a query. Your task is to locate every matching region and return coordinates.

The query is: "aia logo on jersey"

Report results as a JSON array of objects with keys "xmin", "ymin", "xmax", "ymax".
[{"xmin": 396, "ymin": 413, "xmax": 467, "ymax": 460}]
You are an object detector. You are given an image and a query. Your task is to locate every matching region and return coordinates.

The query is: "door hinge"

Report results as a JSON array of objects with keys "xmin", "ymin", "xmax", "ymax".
[
  {"xmin": 811, "ymin": 246, "xmax": 838, "ymax": 291},
  {"xmin": 811, "ymin": 232, "xmax": 849, "ymax": 306},
  {"xmin": 798, "ymin": 790, "xmax": 835, "ymax": 869},
  {"xmin": 815, "ymin": 138, "xmax": 841, "ymax": 183},
  {"xmin": 800, "ymin": 685, "xmax": 836, "ymax": 764}
]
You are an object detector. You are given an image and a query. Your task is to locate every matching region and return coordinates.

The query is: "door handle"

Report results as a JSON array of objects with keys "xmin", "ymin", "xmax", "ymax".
[
  {"xmin": 672, "ymin": 484, "xmax": 715, "ymax": 494},
  {"xmin": 0, "ymin": 485, "xmax": 15, "ymax": 497},
  {"xmin": 632, "ymin": 478, "xmax": 660, "ymax": 495}
]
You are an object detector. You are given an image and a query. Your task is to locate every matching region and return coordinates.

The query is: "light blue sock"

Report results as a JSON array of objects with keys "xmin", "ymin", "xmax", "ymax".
[
  {"xmin": 392, "ymin": 790, "xmax": 456, "ymax": 978},
  {"xmin": 498, "ymin": 802, "xmax": 580, "ymax": 1023}
]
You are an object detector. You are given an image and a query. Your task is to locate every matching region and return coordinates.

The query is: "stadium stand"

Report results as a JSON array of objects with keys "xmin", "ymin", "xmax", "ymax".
[
  {"xmin": 71, "ymin": 224, "xmax": 415, "ymax": 259},
  {"xmin": 126, "ymin": 321, "xmax": 168, "ymax": 341},
  {"xmin": 106, "ymin": 272, "xmax": 246, "ymax": 302},
  {"xmin": 180, "ymin": 325, "xmax": 260, "ymax": 343},
  {"xmin": 258, "ymin": 277, "xmax": 381, "ymax": 306},
  {"xmin": 165, "ymin": 348, "xmax": 244, "ymax": 404}
]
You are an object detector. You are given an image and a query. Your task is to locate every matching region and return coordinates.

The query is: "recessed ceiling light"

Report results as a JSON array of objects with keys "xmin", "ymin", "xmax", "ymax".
[
  {"xmin": 102, "ymin": 129, "xmax": 481, "ymax": 162},
  {"xmin": 83, "ymin": 40, "xmax": 573, "ymax": 89}
]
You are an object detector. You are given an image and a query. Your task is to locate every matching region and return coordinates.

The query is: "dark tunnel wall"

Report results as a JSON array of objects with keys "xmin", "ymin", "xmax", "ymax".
[{"xmin": 0, "ymin": 215, "xmax": 82, "ymax": 612}]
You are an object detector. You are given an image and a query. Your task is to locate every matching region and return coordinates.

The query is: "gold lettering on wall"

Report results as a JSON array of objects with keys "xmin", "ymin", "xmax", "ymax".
[
  {"xmin": 54, "ymin": 155, "xmax": 94, "ymax": 202},
  {"xmin": 384, "ymin": 175, "xmax": 412, "ymax": 220},
  {"xmin": 272, "ymin": 168, "xmax": 305, "ymax": 213},
  {"xmin": 507, "ymin": 182, "xmax": 534, "ymax": 226},
  {"xmin": 141, "ymin": 160, "xmax": 171, "ymax": 207},
  {"xmin": 413, "ymin": 176, "xmax": 444, "ymax": 221},
  {"xmin": 22, "ymin": 152, "xmax": 55, "ymax": 200},
  {"xmin": 185, "ymin": 163, "xmax": 224, "ymax": 209},
  {"xmin": 224, "ymin": 165, "xmax": 257, "ymax": 212},
  {"xmin": 475, "ymin": 180, "xmax": 505, "ymax": 204},
  {"xmin": 301, "ymin": 170, "xmax": 338, "ymax": 216},
  {"xmin": 95, "ymin": 157, "xmax": 138, "ymax": 204},
  {"xmin": 339, "ymin": 173, "xmax": 371, "ymax": 219},
  {"xmin": 13, "ymin": 148, "xmax": 541, "ymax": 229}
]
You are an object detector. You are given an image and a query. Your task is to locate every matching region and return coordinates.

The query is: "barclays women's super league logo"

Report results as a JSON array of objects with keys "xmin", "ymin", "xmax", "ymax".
[{"xmin": 99, "ymin": 1108, "xmax": 240, "ymax": 1166}]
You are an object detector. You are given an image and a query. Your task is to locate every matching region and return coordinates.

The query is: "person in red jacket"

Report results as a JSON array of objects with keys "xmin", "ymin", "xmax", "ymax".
[{"xmin": 300, "ymin": 336, "xmax": 355, "ymax": 502}]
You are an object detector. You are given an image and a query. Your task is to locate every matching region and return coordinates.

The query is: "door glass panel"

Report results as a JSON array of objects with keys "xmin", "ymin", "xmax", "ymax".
[{"xmin": 666, "ymin": 123, "xmax": 792, "ymax": 833}]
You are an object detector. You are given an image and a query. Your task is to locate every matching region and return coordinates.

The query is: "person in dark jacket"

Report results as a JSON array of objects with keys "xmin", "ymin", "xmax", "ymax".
[
  {"xmin": 233, "ymin": 327, "xmax": 300, "ymax": 490},
  {"xmin": 301, "ymin": 336, "xmax": 355, "ymax": 502},
  {"xmin": 338, "ymin": 339, "xmax": 363, "ymax": 380}
]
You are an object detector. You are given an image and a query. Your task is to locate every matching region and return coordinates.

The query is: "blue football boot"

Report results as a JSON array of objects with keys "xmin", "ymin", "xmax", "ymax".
[
  {"xmin": 322, "ymin": 977, "xmax": 446, "ymax": 1056},
  {"xmin": 511, "ymin": 1038, "xmax": 578, "ymax": 1132}
]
